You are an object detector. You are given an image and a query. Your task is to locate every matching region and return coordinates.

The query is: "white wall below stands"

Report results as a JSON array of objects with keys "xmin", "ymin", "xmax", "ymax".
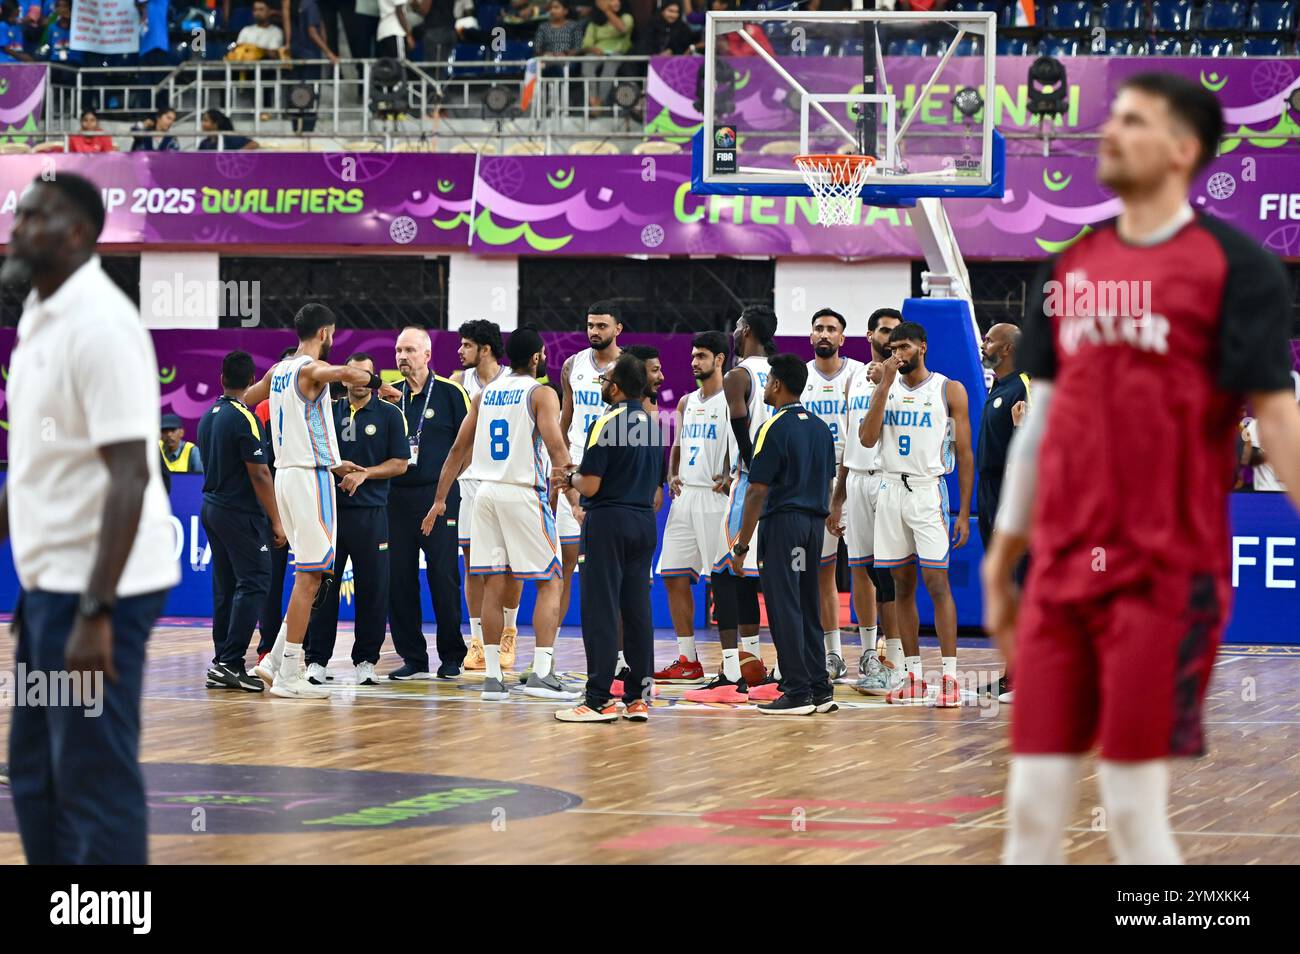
[
  {"xmin": 139, "ymin": 252, "xmax": 222, "ymax": 329},
  {"xmin": 447, "ymin": 253, "xmax": 519, "ymax": 331},
  {"xmin": 772, "ymin": 260, "xmax": 912, "ymax": 337}
]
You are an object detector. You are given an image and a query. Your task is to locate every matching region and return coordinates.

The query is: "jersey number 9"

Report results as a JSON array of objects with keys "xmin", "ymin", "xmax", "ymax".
[
  {"xmin": 899, "ymin": 434, "xmax": 911, "ymax": 456},
  {"xmin": 490, "ymin": 419, "xmax": 510, "ymax": 460}
]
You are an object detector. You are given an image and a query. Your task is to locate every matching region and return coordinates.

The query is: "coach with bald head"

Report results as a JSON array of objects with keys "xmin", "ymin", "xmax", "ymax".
[{"xmin": 387, "ymin": 326, "xmax": 472, "ymax": 680}]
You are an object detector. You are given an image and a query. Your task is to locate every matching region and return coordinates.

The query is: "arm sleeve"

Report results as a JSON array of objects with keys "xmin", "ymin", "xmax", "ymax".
[
  {"xmin": 746, "ymin": 422, "xmax": 781, "ymax": 486},
  {"xmin": 76, "ymin": 320, "xmax": 161, "ymax": 448},
  {"xmin": 387, "ymin": 404, "xmax": 410, "ymax": 459},
  {"xmin": 993, "ymin": 380, "xmax": 1054, "ymax": 536},
  {"xmin": 235, "ymin": 421, "xmax": 262, "ymax": 465},
  {"xmin": 1212, "ymin": 224, "xmax": 1295, "ymax": 393},
  {"xmin": 1017, "ymin": 257, "xmax": 1059, "ymax": 381}
]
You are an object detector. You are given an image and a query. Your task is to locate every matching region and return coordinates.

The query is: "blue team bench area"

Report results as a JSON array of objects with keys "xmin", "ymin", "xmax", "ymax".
[{"xmin": 0, "ymin": 475, "xmax": 1295, "ymax": 646}]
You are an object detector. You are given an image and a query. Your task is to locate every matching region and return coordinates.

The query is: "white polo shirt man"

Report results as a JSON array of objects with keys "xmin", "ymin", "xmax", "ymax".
[{"xmin": 7, "ymin": 254, "xmax": 180, "ymax": 599}]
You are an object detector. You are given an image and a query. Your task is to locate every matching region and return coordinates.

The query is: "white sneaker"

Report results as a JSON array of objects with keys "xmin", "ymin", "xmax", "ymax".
[
  {"xmin": 305, "ymin": 663, "xmax": 329, "ymax": 685},
  {"xmin": 355, "ymin": 661, "xmax": 378, "ymax": 685},
  {"xmin": 270, "ymin": 672, "xmax": 330, "ymax": 698},
  {"xmin": 998, "ymin": 688, "xmax": 1014, "ymax": 704},
  {"xmin": 252, "ymin": 654, "xmax": 277, "ymax": 686}
]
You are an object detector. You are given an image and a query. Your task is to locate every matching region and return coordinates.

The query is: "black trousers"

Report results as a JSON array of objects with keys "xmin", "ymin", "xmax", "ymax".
[
  {"xmin": 201, "ymin": 501, "xmax": 271, "ymax": 669},
  {"xmin": 580, "ymin": 506, "xmax": 656, "ymax": 707},
  {"xmin": 978, "ymin": 471, "xmax": 1029, "ymax": 586},
  {"xmin": 257, "ymin": 533, "xmax": 288, "ymax": 654},
  {"xmin": 305, "ymin": 505, "xmax": 391, "ymax": 667},
  {"xmin": 387, "ymin": 483, "xmax": 464, "ymax": 670},
  {"xmin": 757, "ymin": 510, "xmax": 832, "ymax": 703}
]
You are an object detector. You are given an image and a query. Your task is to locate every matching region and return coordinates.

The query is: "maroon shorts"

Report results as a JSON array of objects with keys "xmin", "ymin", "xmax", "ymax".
[{"xmin": 1011, "ymin": 569, "xmax": 1229, "ymax": 761}]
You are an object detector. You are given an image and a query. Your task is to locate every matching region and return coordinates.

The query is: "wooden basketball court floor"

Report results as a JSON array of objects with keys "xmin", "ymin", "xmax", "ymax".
[{"xmin": 1, "ymin": 621, "xmax": 1298, "ymax": 865}]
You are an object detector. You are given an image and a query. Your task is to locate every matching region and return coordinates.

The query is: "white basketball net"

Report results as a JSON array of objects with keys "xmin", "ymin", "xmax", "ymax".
[{"xmin": 794, "ymin": 155, "xmax": 874, "ymax": 227}]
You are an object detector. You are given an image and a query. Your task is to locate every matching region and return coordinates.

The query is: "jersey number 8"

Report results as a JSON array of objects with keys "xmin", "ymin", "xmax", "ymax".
[{"xmin": 490, "ymin": 419, "xmax": 510, "ymax": 460}]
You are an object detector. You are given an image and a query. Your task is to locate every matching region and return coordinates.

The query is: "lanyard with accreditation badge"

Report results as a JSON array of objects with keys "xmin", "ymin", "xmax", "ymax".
[{"xmin": 402, "ymin": 376, "xmax": 434, "ymax": 465}]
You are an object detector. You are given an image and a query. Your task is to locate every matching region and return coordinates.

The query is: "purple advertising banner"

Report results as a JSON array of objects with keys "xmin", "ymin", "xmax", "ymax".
[
  {"xmin": 0, "ymin": 64, "xmax": 46, "ymax": 143},
  {"xmin": 646, "ymin": 55, "xmax": 1300, "ymax": 158},
  {"xmin": 4, "ymin": 151, "xmax": 1300, "ymax": 258}
]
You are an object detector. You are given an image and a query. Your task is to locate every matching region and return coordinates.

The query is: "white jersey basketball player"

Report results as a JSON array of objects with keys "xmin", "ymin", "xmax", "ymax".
[
  {"xmin": 428, "ymin": 328, "xmax": 578, "ymax": 703},
  {"xmin": 860, "ymin": 321, "xmax": 972, "ymax": 709},
  {"xmin": 241, "ymin": 304, "xmax": 379, "ymax": 699},
  {"xmin": 800, "ymin": 308, "xmax": 863, "ymax": 680},
  {"xmin": 556, "ymin": 304, "xmax": 623, "ymax": 622},
  {"xmin": 653, "ymin": 333, "xmax": 734, "ymax": 684}
]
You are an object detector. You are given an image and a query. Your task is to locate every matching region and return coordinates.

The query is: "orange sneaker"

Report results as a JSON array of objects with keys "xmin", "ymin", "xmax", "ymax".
[
  {"xmin": 464, "ymin": 638, "xmax": 486, "ymax": 671},
  {"xmin": 682, "ymin": 673, "xmax": 749, "ymax": 704},
  {"xmin": 555, "ymin": 701, "xmax": 619, "ymax": 723},
  {"xmin": 748, "ymin": 681, "xmax": 783, "ymax": 703},
  {"xmin": 933, "ymin": 674, "xmax": 961, "ymax": 708},
  {"xmin": 653, "ymin": 655, "xmax": 706, "ymax": 684},
  {"xmin": 499, "ymin": 630, "xmax": 517, "ymax": 670},
  {"xmin": 623, "ymin": 700, "xmax": 650, "ymax": 722},
  {"xmin": 887, "ymin": 672, "xmax": 927, "ymax": 706}
]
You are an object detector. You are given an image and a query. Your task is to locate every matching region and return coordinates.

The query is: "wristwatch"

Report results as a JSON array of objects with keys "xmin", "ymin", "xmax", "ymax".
[
  {"xmin": 732, "ymin": 542, "xmax": 750, "ymax": 556},
  {"xmin": 77, "ymin": 593, "xmax": 113, "ymax": 620},
  {"xmin": 565, "ymin": 470, "xmax": 576, "ymax": 489}
]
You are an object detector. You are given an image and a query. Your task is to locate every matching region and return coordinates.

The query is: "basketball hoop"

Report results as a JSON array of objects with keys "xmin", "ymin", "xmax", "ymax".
[{"xmin": 793, "ymin": 154, "xmax": 876, "ymax": 227}]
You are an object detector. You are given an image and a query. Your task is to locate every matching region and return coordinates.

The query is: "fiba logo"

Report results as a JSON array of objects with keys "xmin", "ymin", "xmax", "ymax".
[
  {"xmin": 1207, "ymin": 172, "xmax": 1236, "ymax": 201},
  {"xmin": 389, "ymin": 215, "xmax": 419, "ymax": 244},
  {"xmin": 641, "ymin": 224, "xmax": 665, "ymax": 248},
  {"xmin": 714, "ymin": 126, "xmax": 736, "ymax": 148}
]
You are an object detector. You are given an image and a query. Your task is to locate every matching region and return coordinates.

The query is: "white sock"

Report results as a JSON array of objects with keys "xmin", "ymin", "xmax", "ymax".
[
  {"xmin": 616, "ymin": 650, "xmax": 628, "ymax": 672},
  {"xmin": 1003, "ymin": 755, "xmax": 1083, "ymax": 864},
  {"xmin": 721, "ymin": 648, "xmax": 741, "ymax": 682},
  {"xmin": 859, "ymin": 625, "xmax": 877, "ymax": 648},
  {"xmin": 905, "ymin": 655, "xmax": 922, "ymax": 680},
  {"xmin": 886, "ymin": 638, "xmax": 905, "ymax": 671},
  {"xmin": 534, "ymin": 646, "xmax": 554, "ymax": 679},
  {"xmin": 772, "ymin": 659, "xmax": 782, "ymax": 680},
  {"xmin": 740, "ymin": 635, "xmax": 760, "ymax": 657},
  {"xmin": 1098, "ymin": 760, "xmax": 1182, "ymax": 864},
  {"xmin": 269, "ymin": 621, "xmax": 287, "ymax": 668},
  {"xmin": 503, "ymin": 605, "xmax": 519, "ymax": 632},
  {"xmin": 469, "ymin": 618, "xmax": 483, "ymax": 643},
  {"xmin": 279, "ymin": 641, "xmax": 301, "ymax": 680},
  {"xmin": 484, "ymin": 643, "xmax": 502, "ymax": 681},
  {"xmin": 942, "ymin": 656, "xmax": 957, "ymax": 680},
  {"xmin": 824, "ymin": 629, "xmax": 842, "ymax": 656},
  {"xmin": 677, "ymin": 635, "xmax": 697, "ymax": 661}
]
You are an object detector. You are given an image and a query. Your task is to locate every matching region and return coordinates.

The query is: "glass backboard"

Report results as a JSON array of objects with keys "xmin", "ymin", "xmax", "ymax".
[{"xmin": 695, "ymin": 10, "xmax": 1003, "ymax": 200}]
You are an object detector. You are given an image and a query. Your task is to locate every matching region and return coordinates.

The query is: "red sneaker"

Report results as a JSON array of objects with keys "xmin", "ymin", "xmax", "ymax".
[
  {"xmin": 887, "ymin": 672, "xmax": 928, "ymax": 706},
  {"xmin": 933, "ymin": 674, "xmax": 961, "ymax": 708},
  {"xmin": 653, "ymin": 655, "xmax": 706, "ymax": 684},
  {"xmin": 682, "ymin": 673, "xmax": 749, "ymax": 704},
  {"xmin": 748, "ymin": 681, "xmax": 783, "ymax": 702}
]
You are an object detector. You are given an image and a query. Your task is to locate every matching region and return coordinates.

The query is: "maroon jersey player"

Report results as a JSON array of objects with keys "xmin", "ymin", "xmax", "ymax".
[{"xmin": 982, "ymin": 72, "xmax": 1300, "ymax": 865}]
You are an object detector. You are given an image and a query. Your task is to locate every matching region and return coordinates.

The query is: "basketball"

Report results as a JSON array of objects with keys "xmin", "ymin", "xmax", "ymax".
[{"xmin": 740, "ymin": 651, "xmax": 766, "ymax": 686}]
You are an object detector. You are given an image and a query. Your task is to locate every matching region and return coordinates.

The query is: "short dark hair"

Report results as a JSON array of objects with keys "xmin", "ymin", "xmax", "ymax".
[
  {"xmin": 80, "ymin": 107, "xmax": 97, "ymax": 120},
  {"xmin": 740, "ymin": 305, "xmax": 777, "ymax": 355},
  {"xmin": 156, "ymin": 106, "xmax": 176, "ymax": 121},
  {"xmin": 608, "ymin": 352, "xmax": 647, "ymax": 402},
  {"xmin": 39, "ymin": 172, "xmax": 105, "ymax": 243},
  {"xmin": 868, "ymin": 307, "xmax": 904, "ymax": 332},
  {"xmin": 767, "ymin": 353, "xmax": 807, "ymax": 397},
  {"xmin": 811, "ymin": 307, "xmax": 846, "ymax": 330},
  {"xmin": 458, "ymin": 319, "xmax": 504, "ymax": 359},
  {"xmin": 203, "ymin": 108, "xmax": 234, "ymax": 132},
  {"xmin": 691, "ymin": 330, "xmax": 729, "ymax": 357},
  {"xmin": 221, "ymin": 350, "xmax": 256, "ymax": 390},
  {"xmin": 888, "ymin": 320, "xmax": 927, "ymax": 345},
  {"xmin": 346, "ymin": 351, "xmax": 374, "ymax": 367},
  {"xmin": 623, "ymin": 344, "xmax": 659, "ymax": 363},
  {"xmin": 506, "ymin": 325, "xmax": 544, "ymax": 372},
  {"xmin": 586, "ymin": 300, "xmax": 623, "ymax": 326},
  {"xmin": 1118, "ymin": 71, "xmax": 1224, "ymax": 173},
  {"xmin": 294, "ymin": 303, "xmax": 336, "ymax": 341}
]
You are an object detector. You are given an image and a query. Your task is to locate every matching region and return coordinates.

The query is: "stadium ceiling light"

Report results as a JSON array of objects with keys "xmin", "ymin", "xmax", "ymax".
[
  {"xmin": 1288, "ymin": 87, "xmax": 1300, "ymax": 116},
  {"xmin": 953, "ymin": 86, "xmax": 983, "ymax": 118},
  {"xmin": 483, "ymin": 85, "xmax": 514, "ymax": 117}
]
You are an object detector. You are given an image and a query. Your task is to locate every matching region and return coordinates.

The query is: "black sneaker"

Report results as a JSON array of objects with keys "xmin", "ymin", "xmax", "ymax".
[
  {"xmin": 757, "ymin": 694, "xmax": 815, "ymax": 715},
  {"xmin": 436, "ymin": 661, "xmax": 462, "ymax": 679},
  {"xmin": 226, "ymin": 664, "xmax": 266, "ymax": 693},
  {"xmin": 388, "ymin": 663, "xmax": 434, "ymax": 681},
  {"xmin": 205, "ymin": 664, "xmax": 238, "ymax": 690},
  {"xmin": 813, "ymin": 690, "xmax": 838, "ymax": 714}
]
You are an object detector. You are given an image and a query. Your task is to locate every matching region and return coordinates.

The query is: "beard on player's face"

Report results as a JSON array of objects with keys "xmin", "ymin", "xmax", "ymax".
[
  {"xmin": 318, "ymin": 334, "xmax": 333, "ymax": 363},
  {"xmin": 590, "ymin": 332, "xmax": 615, "ymax": 351},
  {"xmin": 814, "ymin": 341, "xmax": 838, "ymax": 359}
]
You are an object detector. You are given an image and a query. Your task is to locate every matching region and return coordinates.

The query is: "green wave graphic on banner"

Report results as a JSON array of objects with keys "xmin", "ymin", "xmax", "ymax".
[
  {"xmin": 1219, "ymin": 113, "xmax": 1300, "ymax": 155},
  {"xmin": 473, "ymin": 210, "xmax": 572, "ymax": 251},
  {"xmin": 1036, "ymin": 225, "xmax": 1092, "ymax": 254},
  {"xmin": 432, "ymin": 212, "xmax": 472, "ymax": 230},
  {"xmin": 644, "ymin": 107, "xmax": 702, "ymax": 142}
]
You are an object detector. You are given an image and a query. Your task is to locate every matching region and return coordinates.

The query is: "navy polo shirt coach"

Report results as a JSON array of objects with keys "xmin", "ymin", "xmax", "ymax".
[
  {"xmin": 579, "ymin": 401, "xmax": 663, "ymax": 511},
  {"xmin": 335, "ymin": 395, "xmax": 409, "ymax": 507},
  {"xmin": 391, "ymin": 372, "xmax": 470, "ymax": 499},
  {"xmin": 747, "ymin": 402, "xmax": 836, "ymax": 518},
  {"xmin": 197, "ymin": 395, "xmax": 269, "ymax": 514}
]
